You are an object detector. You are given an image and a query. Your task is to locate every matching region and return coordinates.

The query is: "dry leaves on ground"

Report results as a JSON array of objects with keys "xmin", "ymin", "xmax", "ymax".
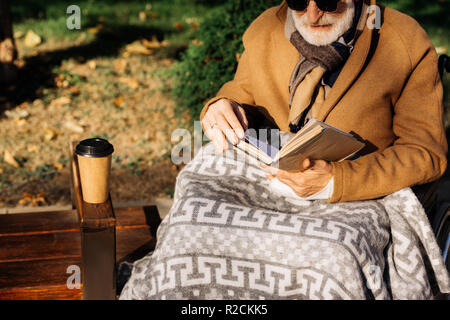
[
  {"xmin": 4, "ymin": 150, "xmax": 19, "ymax": 168},
  {"xmin": 18, "ymin": 192, "xmax": 47, "ymax": 206},
  {"xmin": 125, "ymin": 40, "xmax": 153, "ymax": 55},
  {"xmin": 119, "ymin": 77, "xmax": 139, "ymax": 89},
  {"xmin": 23, "ymin": 30, "xmax": 42, "ymax": 48}
]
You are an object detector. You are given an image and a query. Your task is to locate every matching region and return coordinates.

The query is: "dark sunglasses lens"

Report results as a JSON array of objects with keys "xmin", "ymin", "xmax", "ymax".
[
  {"xmin": 286, "ymin": 0, "xmax": 308, "ymax": 11},
  {"xmin": 315, "ymin": 0, "xmax": 339, "ymax": 12},
  {"xmin": 286, "ymin": 0, "xmax": 339, "ymax": 12}
]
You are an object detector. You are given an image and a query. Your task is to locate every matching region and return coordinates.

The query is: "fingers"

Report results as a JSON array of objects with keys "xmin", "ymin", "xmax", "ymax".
[
  {"xmin": 212, "ymin": 125, "xmax": 228, "ymax": 152},
  {"xmin": 216, "ymin": 114, "xmax": 239, "ymax": 144},
  {"xmin": 220, "ymin": 101, "xmax": 245, "ymax": 140},
  {"xmin": 259, "ymin": 163, "xmax": 279, "ymax": 177},
  {"xmin": 201, "ymin": 99, "xmax": 248, "ymax": 153},
  {"xmin": 303, "ymin": 158, "xmax": 313, "ymax": 170}
]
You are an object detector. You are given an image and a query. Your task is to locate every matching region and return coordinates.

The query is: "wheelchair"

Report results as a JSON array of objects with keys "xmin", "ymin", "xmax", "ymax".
[{"xmin": 413, "ymin": 54, "xmax": 450, "ymax": 271}]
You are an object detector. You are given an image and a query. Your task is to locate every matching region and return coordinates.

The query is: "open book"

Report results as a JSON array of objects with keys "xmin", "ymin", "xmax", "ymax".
[{"xmin": 233, "ymin": 118, "xmax": 365, "ymax": 171}]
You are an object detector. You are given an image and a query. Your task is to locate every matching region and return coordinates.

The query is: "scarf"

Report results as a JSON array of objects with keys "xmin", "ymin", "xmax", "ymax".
[{"xmin": 285, "ymin": 0, "xmax": 367, "ymax": 133}]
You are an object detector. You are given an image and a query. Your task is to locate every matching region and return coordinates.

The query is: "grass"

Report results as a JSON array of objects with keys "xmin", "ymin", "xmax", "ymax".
[{"xmin": 12, "ymin": 0, "xmax": 227, "ymax": 49}]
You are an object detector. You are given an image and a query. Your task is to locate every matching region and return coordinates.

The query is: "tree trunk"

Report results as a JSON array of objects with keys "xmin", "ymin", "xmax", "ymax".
[{"xmin": 0, "ymin": 0, "xmax": 18, "ymax": 84}]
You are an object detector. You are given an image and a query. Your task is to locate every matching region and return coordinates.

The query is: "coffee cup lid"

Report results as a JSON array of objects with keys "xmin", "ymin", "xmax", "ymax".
[{"xmin": 75, "ymin": 138, "xmax": 114, "ymax": 158}]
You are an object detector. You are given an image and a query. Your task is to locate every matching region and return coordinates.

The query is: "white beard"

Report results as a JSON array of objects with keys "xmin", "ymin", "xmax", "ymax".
[{"xmin": 292, "ymin": 0, "xmax": 356, "ymax": 46}]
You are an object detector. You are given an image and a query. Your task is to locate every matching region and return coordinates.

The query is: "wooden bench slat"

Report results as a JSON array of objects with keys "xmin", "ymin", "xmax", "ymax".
[
  {"xmin": 0, "ymin": 256, "xmax": 81, "ymax": 290},
  {"xmin": 0, "ymin": 210, "xmax": 79, "ymax": 236},
  {"xmin": 0, "ymin": 284, "xmax": 82, "ymax": 300},
  {"xmin": 0, "ymin": 231, "xmax": 81, "ymax": 263},
  {"xmin": 0, "ymin": 205, "xmax": 159, "ymax": 237}
]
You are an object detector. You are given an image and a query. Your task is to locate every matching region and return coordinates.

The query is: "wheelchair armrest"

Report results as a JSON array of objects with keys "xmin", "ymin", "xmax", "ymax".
[{"xmin": 412, "ymin": 180, "xmax": 440, "ymax": 218}]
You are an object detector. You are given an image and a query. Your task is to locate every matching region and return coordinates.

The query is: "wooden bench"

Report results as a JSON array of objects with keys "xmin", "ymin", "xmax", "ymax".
[{"xmin": 0, "ymin": 141, "xmax": 170, "ymax": 299}]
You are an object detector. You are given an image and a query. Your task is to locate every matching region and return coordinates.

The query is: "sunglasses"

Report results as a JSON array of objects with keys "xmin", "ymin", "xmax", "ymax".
[{"xmin": 286, "ymin": 0, "xmax": 340, "ymax": 12}]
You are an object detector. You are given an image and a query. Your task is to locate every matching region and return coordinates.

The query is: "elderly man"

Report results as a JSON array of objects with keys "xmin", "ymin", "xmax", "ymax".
[
  {"xmin": 120, "ymin": 0, "xmax": 449, "ymax": 300},
  {"xmin": 200, "ymin": 0, "xmax": 447, "ymax": 203}
]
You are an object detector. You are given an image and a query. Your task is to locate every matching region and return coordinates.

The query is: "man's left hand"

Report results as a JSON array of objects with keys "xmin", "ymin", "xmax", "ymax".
[{"xmin": 260, "ymin": 158, "xmax": 332, "ymax": 198}]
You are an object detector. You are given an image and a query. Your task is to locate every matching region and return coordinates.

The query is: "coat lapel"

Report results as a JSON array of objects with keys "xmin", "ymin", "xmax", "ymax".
[{"xmin": 317, "ymin": 1, "xmax": 374, "ymax": 121}]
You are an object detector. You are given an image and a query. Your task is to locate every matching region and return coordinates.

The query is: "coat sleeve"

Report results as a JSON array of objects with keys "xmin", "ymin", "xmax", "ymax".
[
  {"xmin": 199, "ymin": 30, "xmax": 256, "ymax": 121},
  {"xmin": 328, "ymin": 39, "xmax": 448, "ymax": 203}
]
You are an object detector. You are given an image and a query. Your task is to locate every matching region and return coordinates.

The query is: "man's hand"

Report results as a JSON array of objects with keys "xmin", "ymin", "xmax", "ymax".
[
  {"xmin": 201, "ymin": 99, "xmax": 248, "ymax": 153},
  {"xmin": 261, "ymin": 158, "xmax": 332, "ymax": 198}
]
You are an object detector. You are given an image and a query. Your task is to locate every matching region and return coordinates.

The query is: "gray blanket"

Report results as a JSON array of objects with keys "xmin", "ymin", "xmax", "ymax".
[{"xmin": 119, "ymin": 142, "xmax": 449, "ymax": 300}]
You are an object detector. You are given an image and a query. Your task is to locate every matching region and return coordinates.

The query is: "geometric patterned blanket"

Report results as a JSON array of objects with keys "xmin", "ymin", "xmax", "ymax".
[{"xmin": 119, "ymin": 142, "xmax": 450, "ymax": 300}]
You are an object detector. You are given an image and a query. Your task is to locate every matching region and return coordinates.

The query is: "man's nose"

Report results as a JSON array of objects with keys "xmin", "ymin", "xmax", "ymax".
[{"xmin": 307, "ymin": 1, "xmax": 324, "ymax": 25}]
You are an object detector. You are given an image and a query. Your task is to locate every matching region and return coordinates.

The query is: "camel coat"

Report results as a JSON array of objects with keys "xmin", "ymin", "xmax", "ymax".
[{"xmin": 199, "ymin": 0, "xmax": 447, "ymax": 203}]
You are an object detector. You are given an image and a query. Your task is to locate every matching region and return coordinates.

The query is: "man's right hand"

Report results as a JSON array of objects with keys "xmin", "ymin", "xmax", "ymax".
[{"xmin": 201, "ymin": 99, "xmax": 248, "ymax": 153}]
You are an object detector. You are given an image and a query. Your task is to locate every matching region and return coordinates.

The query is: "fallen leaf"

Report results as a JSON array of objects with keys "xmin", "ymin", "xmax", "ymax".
[
  {"xmin": 192, "ymin": 39, "xmax": 203, "ymax": 46},
  {"xmin": 4, "ymin": 150, "xmax": 19, "ymax": 168},
  {"xmin": 142, "ymin": 36, "xmax": 169, "ymax": 49},
  {"xmin": 14, "ymin": 30, "xmax": 24, "ymax": 39},
  {"xmin": 52, "ymin": 163, "xmax": 64, "ymax": 171},
  {"xmin": 114, "ymin": 96, "xmax": 124, "ymax": 107},
  {"xmin": 23, "ymin": 192, "xmax": 33, "ymax": 200},
  {"xmin": 191, "ymin": 22, "xmax": 200, "ymax": 30},
  {"xmin": 4, "ymin": 109, "xmax": 29, "ymax": 119},
  {"xmin": 119, "ymin": 77, "xmax": 139, "ymax": 89},
  {"xmin": 114, "ymin": 59, "xmax": 128, "ymax": 73},
  {"xmin": 139, "ymin": 11, "xmax": 147, "ymax": 21},
  {"xmin": 69, "ymin": 87, "xmax": 80, "ymax": 96},
  {"xmin": 436, "ymin": 46, "xmax": 447, "ymax": 55},
  {"xmin": 19, "ymin": 192, "xmax": 47, "ymax": 206},
  {"xmin": 88, "ymin": 60, "xmax": 97, "ymax": 70},
  {"xmin": 23, "ymin": 30, "xmax": 42, "ymax": 48},
  {"xmin": 174, "ymin": 22, "xmax": 183, "ymax": 31},
  {"xmin": 34, "ymin": 192, "xmax": 46, "ymax": 206},
  {"xmin": 125, "ymin": 40, "xmax": 153, "ymax": 55},
  {"xmin": 13, "ymin": 58, "xmax": 26, "ymax": 68},
  {"xmin": 44, "ymin": 128, "xmax": 58, "ymax": 141},
  {"xmin": 15, "ymin": 118, "xmax": 27, "ymax": 126},
  {"xmin": 63, "ymin": 121, "xmax": 84, "ymax": 133},
  {"xmin": 51, "ymin": 96, "xmax": 71, "ymax": 106},
  {"xmin": 27, "ymin": 145, "xmax": 38, "ymax": 153},
  {"xmin": 0, "ymin": 168, "xmax": 3, "ymax": 174}
]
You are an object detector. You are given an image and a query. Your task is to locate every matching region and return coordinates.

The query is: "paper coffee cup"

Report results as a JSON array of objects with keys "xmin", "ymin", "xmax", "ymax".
[{"xmin": 75, "ymin": 138, "xmax": 114, "ymax": 204}]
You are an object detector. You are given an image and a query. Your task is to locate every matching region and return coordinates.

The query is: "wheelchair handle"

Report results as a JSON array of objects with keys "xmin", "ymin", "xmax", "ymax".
[{"xmin": 438, "ymin": 54, "xmax": 450, "ymax": 79}]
